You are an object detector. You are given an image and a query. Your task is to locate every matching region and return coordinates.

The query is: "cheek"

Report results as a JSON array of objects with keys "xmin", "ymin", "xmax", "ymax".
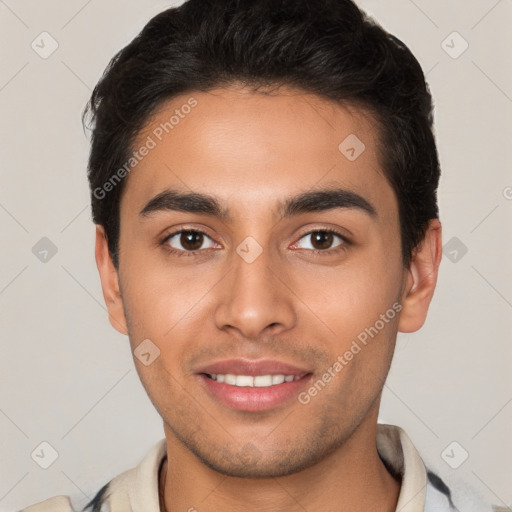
[
  {"xmin": 307, "ymin": 266, "xmax": 401, "ymax": 404},
  {"xmin": 119, "ymin": 250, "xmax": 216, "ymax": 342},
  {"xmin": 292, "ymin": 253, "xmax": 403, "ymax": 338}
]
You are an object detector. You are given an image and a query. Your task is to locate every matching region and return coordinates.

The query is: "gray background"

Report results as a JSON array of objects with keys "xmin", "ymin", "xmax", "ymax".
[{"xmin": 1, "ymin": 0, "xmax": 511, "ymax": 510}]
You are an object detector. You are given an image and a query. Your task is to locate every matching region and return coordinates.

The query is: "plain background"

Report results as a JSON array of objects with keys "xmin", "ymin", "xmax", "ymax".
[{"xmin": 1, "ymin": 0, "xmax": 511, "ymax": 510}]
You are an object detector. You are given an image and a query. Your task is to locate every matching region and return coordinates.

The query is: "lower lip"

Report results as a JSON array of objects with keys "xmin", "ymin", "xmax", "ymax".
[{"xmin": 198, "ymin": 374, "xmax": 312, "ymax": 412}]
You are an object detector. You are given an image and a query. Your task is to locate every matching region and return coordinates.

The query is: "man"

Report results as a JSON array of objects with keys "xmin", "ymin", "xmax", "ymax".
[{"xmin": 21, "ymin": 0, "xmax": 494, "ymax": 510}]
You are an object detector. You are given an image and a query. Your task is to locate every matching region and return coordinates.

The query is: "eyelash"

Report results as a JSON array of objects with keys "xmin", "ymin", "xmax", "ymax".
[{"xmin": 160, "ymin": 228, "xmax": 350, "ymax": 258}]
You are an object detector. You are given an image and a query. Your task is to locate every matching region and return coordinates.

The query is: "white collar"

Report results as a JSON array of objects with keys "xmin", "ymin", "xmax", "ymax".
[{"xmin": 376, "ymin": 424, "xmax": 428, "ymax": 511}]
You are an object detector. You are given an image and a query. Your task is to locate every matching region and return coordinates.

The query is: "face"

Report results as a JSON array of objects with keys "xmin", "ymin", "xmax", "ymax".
[{"xmin": 96, "ymin": 84, "xmax": 440, "ymax": 478}]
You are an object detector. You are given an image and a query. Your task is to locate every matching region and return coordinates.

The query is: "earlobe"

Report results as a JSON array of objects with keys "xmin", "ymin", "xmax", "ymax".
[
  {"xmin": 398, "ymin": 219, "xmax": 442, "ymax": 333},
  {"xmin": 95, "ymin": 225, "xmax": 129, "ymax": 335}
]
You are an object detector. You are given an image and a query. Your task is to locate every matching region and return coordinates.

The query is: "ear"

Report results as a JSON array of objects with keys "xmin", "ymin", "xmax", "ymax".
[
  {"xmin": 398, "ymin": 219, "xmax": 442, "ymax": 333},
  {"xmin": 95, "ymin": 225, "xmax": 128, "ymax": 335}
]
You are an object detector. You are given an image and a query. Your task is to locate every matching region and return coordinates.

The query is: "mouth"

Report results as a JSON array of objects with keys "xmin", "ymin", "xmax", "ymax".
[
  {"xmin": 195, "ymin": 359, "xmax": 313, "ymax": 412},
  {"xmin": 205, "ymin": 373, "xmax": 303, "ymax": 387}
]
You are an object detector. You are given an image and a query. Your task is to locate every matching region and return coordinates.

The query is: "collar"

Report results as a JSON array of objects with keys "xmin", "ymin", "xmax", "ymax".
[{"xmin": 376, "ymin": 423, "xmax": 428, "ymax": 511}]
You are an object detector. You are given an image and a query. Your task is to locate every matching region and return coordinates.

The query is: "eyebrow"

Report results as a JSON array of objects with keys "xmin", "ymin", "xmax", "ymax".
[{"xmin": 139, "ymin": 187, "xmax": 377, "ymax": 220}]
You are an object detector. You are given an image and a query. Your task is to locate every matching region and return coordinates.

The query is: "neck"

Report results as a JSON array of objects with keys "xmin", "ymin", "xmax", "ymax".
[{"xmin": 159, "ymin": 419, "xmax": 401, "ymax": 512}]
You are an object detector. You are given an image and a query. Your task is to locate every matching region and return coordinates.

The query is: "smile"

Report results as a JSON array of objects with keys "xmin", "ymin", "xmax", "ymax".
[
  {"xmin": 199, "ymin": 372, "xmax": 312, "ymax": 412},
  {"xmin": 207, "ymin": 374, "xmax": 302, "ymax": 387}
]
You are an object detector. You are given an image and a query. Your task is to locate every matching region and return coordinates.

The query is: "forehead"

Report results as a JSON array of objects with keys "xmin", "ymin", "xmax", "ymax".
[{"xmin": 121, "ymin": 85, "xmax": 396, "ymax": 221}]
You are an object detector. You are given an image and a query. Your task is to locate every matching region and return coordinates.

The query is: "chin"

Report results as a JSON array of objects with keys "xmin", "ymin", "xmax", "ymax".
[{"xmin": 190, "ymin": 439, "xmax": 339, "ymax": 479}]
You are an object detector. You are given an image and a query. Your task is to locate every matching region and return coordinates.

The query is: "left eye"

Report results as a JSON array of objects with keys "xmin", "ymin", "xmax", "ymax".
[
  {"xmin": 164, "ymin": 230, "xmax": 216, "ymax": 252},
  {"xmin": 294, "ymin": 230, "xmax": 346, "ymax": 251}
]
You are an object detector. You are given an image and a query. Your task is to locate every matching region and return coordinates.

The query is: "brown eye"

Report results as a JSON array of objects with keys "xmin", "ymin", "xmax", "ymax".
[
  {"xmin": 164, "ymin": 230, "xmax": 215, "ymax": 253},
  {"xmin": 311, "ymin": 231, "xmax": 335, "ymax": 250},
  {"xmin": 180, "ymin": 231, "xmax": 203, "ymax": 251},
  {"xmin": 295, "ymin": 229, "xmax": 346, "ymax": 252}
]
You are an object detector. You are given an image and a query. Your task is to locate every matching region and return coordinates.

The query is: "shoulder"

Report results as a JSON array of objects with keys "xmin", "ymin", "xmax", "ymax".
[
  {"xmin": 17, "ymin": 495, "xmax": 75, "ymax": 512},
  {"xmin": 377, "ymin": 424, "xmax": 497, "ymax": 512},
  {"xmin": 425, "ymin": 467, "xmax": 497, "ymax": 512},
  {"xmin": 17, "ymin": 471, "xmax": 130, "ymax": 512},
  {"xmin": 18, "ymin": 481, "xmax": 115, "ymax": 512},
  {"xmin": 18, "ymin": 438, "xmax": 166, "ymax": 512}
]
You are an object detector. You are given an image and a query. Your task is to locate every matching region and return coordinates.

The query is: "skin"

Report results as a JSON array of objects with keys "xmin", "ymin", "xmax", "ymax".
[{"xmin": 95, "ymin": 84, "xmax": 442, "ymax": 512}]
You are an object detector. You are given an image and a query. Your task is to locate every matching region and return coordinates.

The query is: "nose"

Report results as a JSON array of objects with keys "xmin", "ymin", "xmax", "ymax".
[{"xmin": 213, "ymin": 243, "xmax": 296, "ymax": 340}]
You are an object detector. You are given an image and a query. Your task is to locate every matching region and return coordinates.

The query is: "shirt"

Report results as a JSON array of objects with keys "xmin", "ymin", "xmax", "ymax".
[{"xmin": 19, "ymin": 423, "xmax": 496, "ymax": 512}]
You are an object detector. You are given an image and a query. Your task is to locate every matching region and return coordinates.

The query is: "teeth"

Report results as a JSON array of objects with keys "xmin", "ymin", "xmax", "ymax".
[
  {"xmin": 254, "ymin": 375, "xmax": 273, "ymax": 387},
  {"xmin": 272, "ymin": 375, "xmax": 285, "ymax": 385},
  {"xmin": 209, "ymin": 374, "xmax": 301, "ymax": 387},
  {"xmin": 236, "ymin": 375, "xmax": 254, "ymax": 387},
  {"xmin": 225, "ymin": 374, "xmax": 237, "ymax": 385}
]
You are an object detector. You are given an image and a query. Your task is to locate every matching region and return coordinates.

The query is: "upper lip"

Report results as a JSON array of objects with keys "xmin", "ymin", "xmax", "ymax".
[{"xmin": 196, "ymin": 358, "xmax": 312, "ymax": 377}]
